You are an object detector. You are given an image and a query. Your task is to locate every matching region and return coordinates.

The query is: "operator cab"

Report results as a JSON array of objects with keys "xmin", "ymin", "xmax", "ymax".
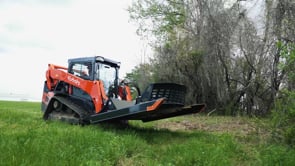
[{"xmin": 68, "ymin": 56, "xmax": 121, "ymax": 97}]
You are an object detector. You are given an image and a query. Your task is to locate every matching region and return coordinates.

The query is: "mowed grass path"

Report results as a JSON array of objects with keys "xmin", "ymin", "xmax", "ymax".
[{"xmin": 0, "ymin": 101, "xmax": 294, "ymax": 165}]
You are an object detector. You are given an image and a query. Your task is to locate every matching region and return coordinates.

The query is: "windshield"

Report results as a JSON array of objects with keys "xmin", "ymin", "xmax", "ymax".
[
  {"xmin": 69, "ymin": 62, "xmax": 92, "ymax": 80},
  {"xmin": 96, "ymin": 63, "xmax": 117, "ymax": 94}
]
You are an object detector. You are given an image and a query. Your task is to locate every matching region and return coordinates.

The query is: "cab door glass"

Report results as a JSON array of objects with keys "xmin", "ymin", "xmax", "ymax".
[{"xmin": 97, "ymin": 63, "xmax": 116, "ymax": 94}]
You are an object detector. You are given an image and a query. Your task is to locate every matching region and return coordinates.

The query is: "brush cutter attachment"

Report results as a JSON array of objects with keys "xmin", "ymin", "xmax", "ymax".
[{"xmin": 87, "ymin": 83, "xmax": 205, "ymax": 124}]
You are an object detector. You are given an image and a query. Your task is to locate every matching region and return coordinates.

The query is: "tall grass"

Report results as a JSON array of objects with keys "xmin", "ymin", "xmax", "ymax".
[{"xmin": 0, "ymin": 101, "xmax": 294, "ymax": 165}]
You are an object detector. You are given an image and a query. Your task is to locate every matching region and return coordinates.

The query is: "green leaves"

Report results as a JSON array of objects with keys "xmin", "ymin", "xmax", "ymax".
[
  {"xmin": 277, "ymin": 41, "xmax": 295, "ymax": 86},
  {"xmin": 273, "ymin": 90, "xmax": 295, "ymax": 146},
  {"xmin": 128, "ymin": 0, "xmax": 186, "ymax": 38},
  {"xmin": 273, "ymin": 41, "xmax": 295, "ymax": 146}
]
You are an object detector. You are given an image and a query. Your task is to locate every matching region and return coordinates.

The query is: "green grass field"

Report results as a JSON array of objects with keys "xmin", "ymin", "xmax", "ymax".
[{"xmin": 0, "ymin": 101, "xmax": 294, "ymax": 165}]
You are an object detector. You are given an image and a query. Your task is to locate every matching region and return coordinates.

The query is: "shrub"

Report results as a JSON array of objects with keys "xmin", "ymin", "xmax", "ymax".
[{"xmin": 272, "ymin": 90, "xmax": 295, "ymax": 146}]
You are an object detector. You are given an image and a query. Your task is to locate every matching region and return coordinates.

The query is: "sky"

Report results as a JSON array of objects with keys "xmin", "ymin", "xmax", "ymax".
[{"xmin": 0, "ymin": 0, "xmax": 149, "ymax": 101}]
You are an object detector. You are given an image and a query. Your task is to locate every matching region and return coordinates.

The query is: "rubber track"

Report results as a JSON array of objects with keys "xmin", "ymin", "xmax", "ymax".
[{"xmin": 52, "ymin": 96, "xmax": 90, "ymax": 123}]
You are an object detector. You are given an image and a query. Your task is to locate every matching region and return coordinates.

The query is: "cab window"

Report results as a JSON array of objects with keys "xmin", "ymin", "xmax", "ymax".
[{"xmin": 70, "ymin": 62, "xmax": 92, "ymax": 79}]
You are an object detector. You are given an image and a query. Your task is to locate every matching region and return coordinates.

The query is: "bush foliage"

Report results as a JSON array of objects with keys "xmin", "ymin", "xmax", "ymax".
[{"xmin": 272, "ymin": 41, "xmax": 295, "ymax": 146}]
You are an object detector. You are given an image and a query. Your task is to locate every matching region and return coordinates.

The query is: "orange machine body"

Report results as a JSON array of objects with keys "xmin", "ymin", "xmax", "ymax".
[
  {"xmin": 44, "ymin": 64, "xmax": 108, "ymax": 113},
  {"xmin": 42, "ymin": 56, "xmax": 129, "ymax": 114}
]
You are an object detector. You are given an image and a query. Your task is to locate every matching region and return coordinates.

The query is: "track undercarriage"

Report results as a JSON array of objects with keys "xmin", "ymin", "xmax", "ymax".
[{"xmin": 43, "ymin": 96, "xmax": 90, "ymax": 124}]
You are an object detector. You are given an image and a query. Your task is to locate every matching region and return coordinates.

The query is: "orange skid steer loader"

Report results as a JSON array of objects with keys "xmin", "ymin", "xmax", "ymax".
[{"xmin": 41, "ymin": 56, "xmax": 205, "ymax": 125}]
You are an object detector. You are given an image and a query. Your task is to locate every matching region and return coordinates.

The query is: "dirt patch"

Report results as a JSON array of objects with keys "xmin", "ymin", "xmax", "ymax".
[{"xmin": 155, "ymin": 116, "xmax": 271, "ymax": 138}]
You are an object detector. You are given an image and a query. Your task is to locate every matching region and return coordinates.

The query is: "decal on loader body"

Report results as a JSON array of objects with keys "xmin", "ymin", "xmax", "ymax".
[{"xmin": 67, "ymin": 76, "xmax": 80, "ymax": 86}]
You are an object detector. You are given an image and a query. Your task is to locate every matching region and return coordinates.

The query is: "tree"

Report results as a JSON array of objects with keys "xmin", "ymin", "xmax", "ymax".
[
  {"xmin": 125, "ymin": 63, "xmax": 155, "ymax": 93},
  {"xmin": 128, "ymin": 0, "xmax": 295, "ymax": 116}
]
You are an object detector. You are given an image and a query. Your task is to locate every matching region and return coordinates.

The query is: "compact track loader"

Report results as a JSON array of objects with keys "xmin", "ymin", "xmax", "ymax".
[{"xmin": 41, "ymin": 56, "xmax": 205, "ymax": 124}]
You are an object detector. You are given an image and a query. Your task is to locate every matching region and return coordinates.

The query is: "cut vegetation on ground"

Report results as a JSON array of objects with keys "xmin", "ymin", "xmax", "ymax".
[{"xmin": 0, "ymin": 101, "xmax": 294, "ymax": 165}]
